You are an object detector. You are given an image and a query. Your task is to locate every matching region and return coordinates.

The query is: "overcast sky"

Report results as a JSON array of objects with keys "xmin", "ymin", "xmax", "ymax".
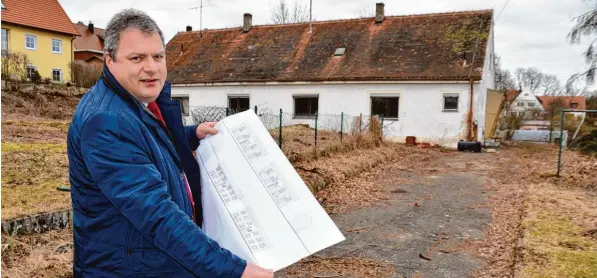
[{"xmin": 60, "ymin": 0, "xmax": 593, "ymax": 84}]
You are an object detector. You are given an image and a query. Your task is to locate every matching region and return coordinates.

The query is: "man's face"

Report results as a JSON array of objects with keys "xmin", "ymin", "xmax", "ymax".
[{"xmin": 106, "ymin": 28, "xmax": 166, "ymax": 103}]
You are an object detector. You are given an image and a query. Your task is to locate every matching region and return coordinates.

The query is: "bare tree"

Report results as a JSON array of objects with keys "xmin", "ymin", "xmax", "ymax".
[
  {"xmin": 494, "ymin": 55, "xmax": 516, "ymax": 92},
  {"xmin": 270, "ymin": 0, "xmax": 309, "ymax": 24},
  {"xmin": 515, "ymin": 67, "xmax": 544, "ymax": 93},
  {"xmin": 540, "ymin": 74, "xmax": 562, "ymax": 96},
  {"xmin": 1, "ymin": 51, "xmax": 30, "ymax": 92},
  {"xmin": 564, "ymin": 75, "xmax": 590, "ymax": 96},
  {"xmin": 354, "ymin": 4, "xmax": 375, "ymax": 18},
  {"xmin": 568, "ymin": 1, "xmax": 597, "ymax": 84}
]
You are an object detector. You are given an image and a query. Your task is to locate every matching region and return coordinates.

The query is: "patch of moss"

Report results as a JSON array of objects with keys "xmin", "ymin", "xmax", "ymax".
[{"xmin": 522, "ymin": 213, "xmax": 597, "ymax": 278}]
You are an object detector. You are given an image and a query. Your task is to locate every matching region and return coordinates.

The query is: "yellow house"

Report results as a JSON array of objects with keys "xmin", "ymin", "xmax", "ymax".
[{"xmin": 1, "ymin": 0, "xmax": 79, "ymax": 83}]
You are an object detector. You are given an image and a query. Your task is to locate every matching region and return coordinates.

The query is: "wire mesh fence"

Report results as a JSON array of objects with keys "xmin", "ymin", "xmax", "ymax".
[{"xmin": 186, "ymin": 106, "xmax": 386, "ymax": 162}]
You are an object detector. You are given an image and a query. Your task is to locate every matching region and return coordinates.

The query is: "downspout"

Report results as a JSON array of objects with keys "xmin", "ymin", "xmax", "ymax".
[
  {"xmin": 468, "ymin": 78, "xmax": 474, "ymax": 141},
  {"xmin": 71, "ymin": 35, "xmax": 75, "ymax": 83}
]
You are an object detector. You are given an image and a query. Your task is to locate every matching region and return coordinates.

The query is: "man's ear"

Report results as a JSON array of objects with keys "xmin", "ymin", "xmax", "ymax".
[{"xmin": 105, "ymin": 53, "xmax": 114, "ymax": 69}]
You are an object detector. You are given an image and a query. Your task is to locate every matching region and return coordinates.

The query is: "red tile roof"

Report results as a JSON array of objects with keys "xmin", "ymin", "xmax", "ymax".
[
  {"xmin": 505, "ymin": 89, "xmax": 520, "ymax": 103},
  {"xmin": 1, "ymin": 0, "xmax": 79, "ymax": 36},
  {"xmin": 537, "ymin": 96, "xmax": 587, "ymax": 111},
  {"xmin": 73, "ymin": 22, "xmax": 105, "ymax": 51},
  {"xmin": 166, "ymin": 10, "xmax": 493, "ymax": 84}
]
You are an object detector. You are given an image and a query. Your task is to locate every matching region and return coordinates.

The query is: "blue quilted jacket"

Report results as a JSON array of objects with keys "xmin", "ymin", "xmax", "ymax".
[{"xmin": 67, "ymin": 66, "xmax": 247, "ymax": 277}]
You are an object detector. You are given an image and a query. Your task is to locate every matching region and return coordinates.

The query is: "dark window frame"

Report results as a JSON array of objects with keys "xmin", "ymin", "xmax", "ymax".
[
  {"xmin": 172, "ymin": 96, "xmax": 190, "ymax": 116},
  {"xmin": 228, "ymin": 95, "xmax": 250, "ymax": 114},
  {"xmin": 293, "ymin": 95, "xmax": 318, "ymax": 119},
  {"xmin": 370, "ymin": 95, "xmax": 399, "ymax": 119},
  {"xmin": 442, "ymin": 93, "xmax": 459, "ymax": 112}
]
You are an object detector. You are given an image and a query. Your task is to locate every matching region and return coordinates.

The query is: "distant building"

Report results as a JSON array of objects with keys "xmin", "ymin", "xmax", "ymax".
[
  {"xmin": 1, "ymin": 0, "xmax": 79, "ymax": 82},
  {"xmin": 73, "ymin": 22, "xmax": 104, "ymax": 68}
]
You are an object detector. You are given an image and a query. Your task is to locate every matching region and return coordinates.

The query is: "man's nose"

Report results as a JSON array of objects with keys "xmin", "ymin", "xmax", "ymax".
[{"xmin": 144, "ymin": 57, "xmax": 159, "ymax": 74}]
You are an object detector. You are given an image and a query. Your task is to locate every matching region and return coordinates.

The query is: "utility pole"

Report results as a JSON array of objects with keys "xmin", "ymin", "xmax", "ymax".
[
  {"xmin": 309, "ymin": 0, "xmax": 312, "ymax": 33},
  {"xmin": 190, "ymin": 0, "xmax": 216, "ymax": 32}
]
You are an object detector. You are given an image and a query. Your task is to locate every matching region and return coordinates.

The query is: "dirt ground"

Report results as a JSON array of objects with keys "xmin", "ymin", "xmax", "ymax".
[{"xmin": 2, "ymin": 143, "xmax": 596, "ymax": 277}]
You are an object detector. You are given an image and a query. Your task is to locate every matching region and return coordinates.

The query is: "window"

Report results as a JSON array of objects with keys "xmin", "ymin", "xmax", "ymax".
[
  {"xmin": 571, "ymin": 103, "xmax": 578, "ymax": 109},
  {"xmin": 443, "ymin": 94, "xmax": 459, "ymax": 111},
  {"xmin": 528, "ymin": 102, "xmax": 535, "ymax": 107},
  {"xmin": 26, "ymin": 65, "xmax": 36, "ymax": 79},
  {"xmin": 52, "ymin": 39, "xmax": 62, "ymax": 53},
  {"xmin": 52, "ymin": 69, "xmax": 62, "ymax": 82},
  {"xmin": 25, "ymin": 35, "xmax": 36, "ymax": 50},
  {"xmin": 293, "ymin": 95, "xmax": 318, "ymax": 118},
  {"xmin": 524, "ymin": 93, "xmax": 529, "ymax": 96},
  {"xmin": 228, "ymin": 96, "xmax": 250, "ymax": 114},
  {"xmin": 525, "ymin": 111, "xmax": 532, "ymax": 117},
  {"xmin": 371, "ymin": 96, "xmax": 399, "ymax": 119},
  {"xmin": 517, "ymin": 102, "xmax": 524, "ymax": 107},
  {"xmin": 1, "ymin": 28, "xmax": 7, "ymax": 54},
  {"xmin": 172, "ymin": 96, "xmax": 190, "ymax": 116}
]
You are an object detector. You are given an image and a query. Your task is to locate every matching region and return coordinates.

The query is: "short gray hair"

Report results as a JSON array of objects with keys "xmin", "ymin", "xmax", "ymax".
[{"xmin": 104, "ymin": 9, "xmax": 165, "ymax": 61}]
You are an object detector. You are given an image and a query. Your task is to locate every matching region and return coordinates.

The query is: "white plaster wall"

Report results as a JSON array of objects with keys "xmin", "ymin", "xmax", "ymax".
[
  {"xmin": 474, "ymin": 22, "xmax": 496, "ymax": 143},
  {"xmin": 173, "ymin": 82, "xmax": 474, "ymax": 148}
]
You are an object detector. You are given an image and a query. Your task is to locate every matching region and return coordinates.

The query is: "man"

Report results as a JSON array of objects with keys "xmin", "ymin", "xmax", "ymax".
[{"xmin": 67, "ymin": 9, "xmax": 273, "ymax": 278}]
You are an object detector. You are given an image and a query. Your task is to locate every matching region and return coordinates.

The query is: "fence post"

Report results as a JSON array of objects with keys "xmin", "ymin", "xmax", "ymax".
[
  {"xmin": 340, "ymin": 112, "xmax": 344, "ymax": 142},
  {"xmin": 226, "ymin": 108, "xmax": 230, "ymax": 117},
  {"xmin": 359, "ymin": 113, "xmax": 363, "ymax": 136},
  {"xmin": 254, "ymin": 105, "xmax": 258, "ymax": 115},
  {"xmin": 556, "ymin": 110, "xmax": 565, "ymax": 177},
  {"xmin": 381, "ymin": 115, "xmax": 384, "ymax": 140},
  {"xmin": 279, "ymin": 109, "xmax": 283, "ymax": 149},
  {"xmin": 314, "ymin": 113, "xmax": 319, "ymax": 154}
]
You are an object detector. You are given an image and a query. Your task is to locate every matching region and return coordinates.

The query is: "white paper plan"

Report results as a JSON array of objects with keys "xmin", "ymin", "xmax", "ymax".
[{"xmin": 195, "ymin": 110, "xmax": 345, "ymax": 271}]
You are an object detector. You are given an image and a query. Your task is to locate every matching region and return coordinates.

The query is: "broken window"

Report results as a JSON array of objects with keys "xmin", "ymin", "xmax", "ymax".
[
  {"xmin": 293, "ymin": 96, "xmax": 318, "ymax": 118},
  {"xmin": 443, "ymin": 94, "xmax": 459, "ymax": 111},
  {"xmin": 371, "ymin": 96, "xmax": 399, "ymax": 119},
  {"xmin": 172, "ymin": 96, "xmax": 190, "ymax": 116},
  {"xmin": 228, "ymin": 96, "xmax": 250, "ymax": 114}
]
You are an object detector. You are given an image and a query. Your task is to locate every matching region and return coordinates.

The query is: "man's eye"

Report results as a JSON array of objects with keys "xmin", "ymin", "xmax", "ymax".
[
  {"xmin": 130, "ymin": 57, "xmax": 141, "ymax": 62},
  {"xmin": 154, "ymin": 54, "xmax": 164, "ymax": 60}
]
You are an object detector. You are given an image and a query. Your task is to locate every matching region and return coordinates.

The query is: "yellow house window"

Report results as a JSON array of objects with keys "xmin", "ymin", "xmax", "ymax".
[
  {"xmin": 25, "ymin": 34, "xmax": 36, "ymax": 50},
  {"xmin": 1, "ymin": 28, "xmax": 7, "ymax": 54},
  {"xmin": 52, "ymin": 39, "xmax": 62, "ymax": 54},
  {"xmin": 52, "ymin": 69, "xmax": 62, "ymax": 82}
]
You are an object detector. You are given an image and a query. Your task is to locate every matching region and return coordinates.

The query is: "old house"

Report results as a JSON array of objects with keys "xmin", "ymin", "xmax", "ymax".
[
  {"xmin": 73, "ymin": 21, "xmax": 105, "ymax": 68},
  {"xmin": 165, "ymin": 3, "xmax": 496, "ymax": 148},
  {"xmin": 509, "ymin": 90, "xmax": 545, "ymax": 119},
  {"xmin": 1, "ymin": 0, "xmax": 79, "ymax": 83}
]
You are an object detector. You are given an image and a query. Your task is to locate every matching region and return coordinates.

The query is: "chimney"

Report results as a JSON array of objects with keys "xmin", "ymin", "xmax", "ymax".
[
  {"xmin": 88, "ymin": 22, "xmax": 94, "ymax": 33},
  {"xmin": 243, "ymin": 13, "xmax": 252, "ymax": 33},
  {"xmin": 186, "ymin": 25, "xmax": 193, "ymax": 32},
  {"xmin": 375, "ymin": 3, "xmax": 385, "ymax": 24}
]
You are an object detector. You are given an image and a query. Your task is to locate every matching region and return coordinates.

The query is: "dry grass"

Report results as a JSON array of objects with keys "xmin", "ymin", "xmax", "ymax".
[
  {"xmin": 278, "ymin": 124, "xmax": 382, "ymax": 163},
  {"xmin": 280, "ymin": 256, "xmax": 395, "ymax": 278},
  {"xmin": 1, "ymin": 228, "xmax": 73, "ymax": 278},
  {"xmin": 1, "ymin": 142, "xmax": 71, "ymax": 220},
  {"xmin": 520, "ymin": 184, "xmax": 597, "ymax": 278}
]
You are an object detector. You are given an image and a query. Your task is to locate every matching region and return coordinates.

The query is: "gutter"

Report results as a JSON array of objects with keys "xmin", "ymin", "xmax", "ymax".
[
  {"xmin": 468, "ymin": 78, "xmax": 474, "ymax": 141},
  {"xmin": 171, "ymin": 80, "xmax": 482, "ymax": 87}
]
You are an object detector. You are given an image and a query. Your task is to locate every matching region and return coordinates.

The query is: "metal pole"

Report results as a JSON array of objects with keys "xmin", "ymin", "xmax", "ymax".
[
  {"xmin": 278, "ymin": 109, "xmax": 283, "ymax": 149},
  {"xmin": 359, "ymin": 113, "xmax": 362, "ymax": 136},
  {"xmin": 314, "ymin": 113, "xmax": 318, "ymax": 153},
  {"xmin": 226, "ymin": 107, "xmax": 229, "ymax": 116},
  {"xmin": 309, "ymin": 0, "xmax": 312, "ymax": 33},
  {"xmin": 381, "ymin": 115, "xmax": 384, "ymax": 140},
  {"xmin": 557, "ymin": 110, "xmax": 565, "ymax": 177},
  {"xmin": 254, "ymin": 105, "xmax": 258, "ymax": 114},
  {"xmin": 340, "ymin": 112, "xmax": 344, "ymax": 141}
]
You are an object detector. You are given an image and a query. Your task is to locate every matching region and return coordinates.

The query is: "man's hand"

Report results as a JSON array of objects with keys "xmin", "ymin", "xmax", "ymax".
[
  {"xmin": 241, "ymin": 263, "xmax": 273, "ymax": 278},
  {"xmin": 196, "ymin": 122, "xmax": 218, "ymax": 140}
]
